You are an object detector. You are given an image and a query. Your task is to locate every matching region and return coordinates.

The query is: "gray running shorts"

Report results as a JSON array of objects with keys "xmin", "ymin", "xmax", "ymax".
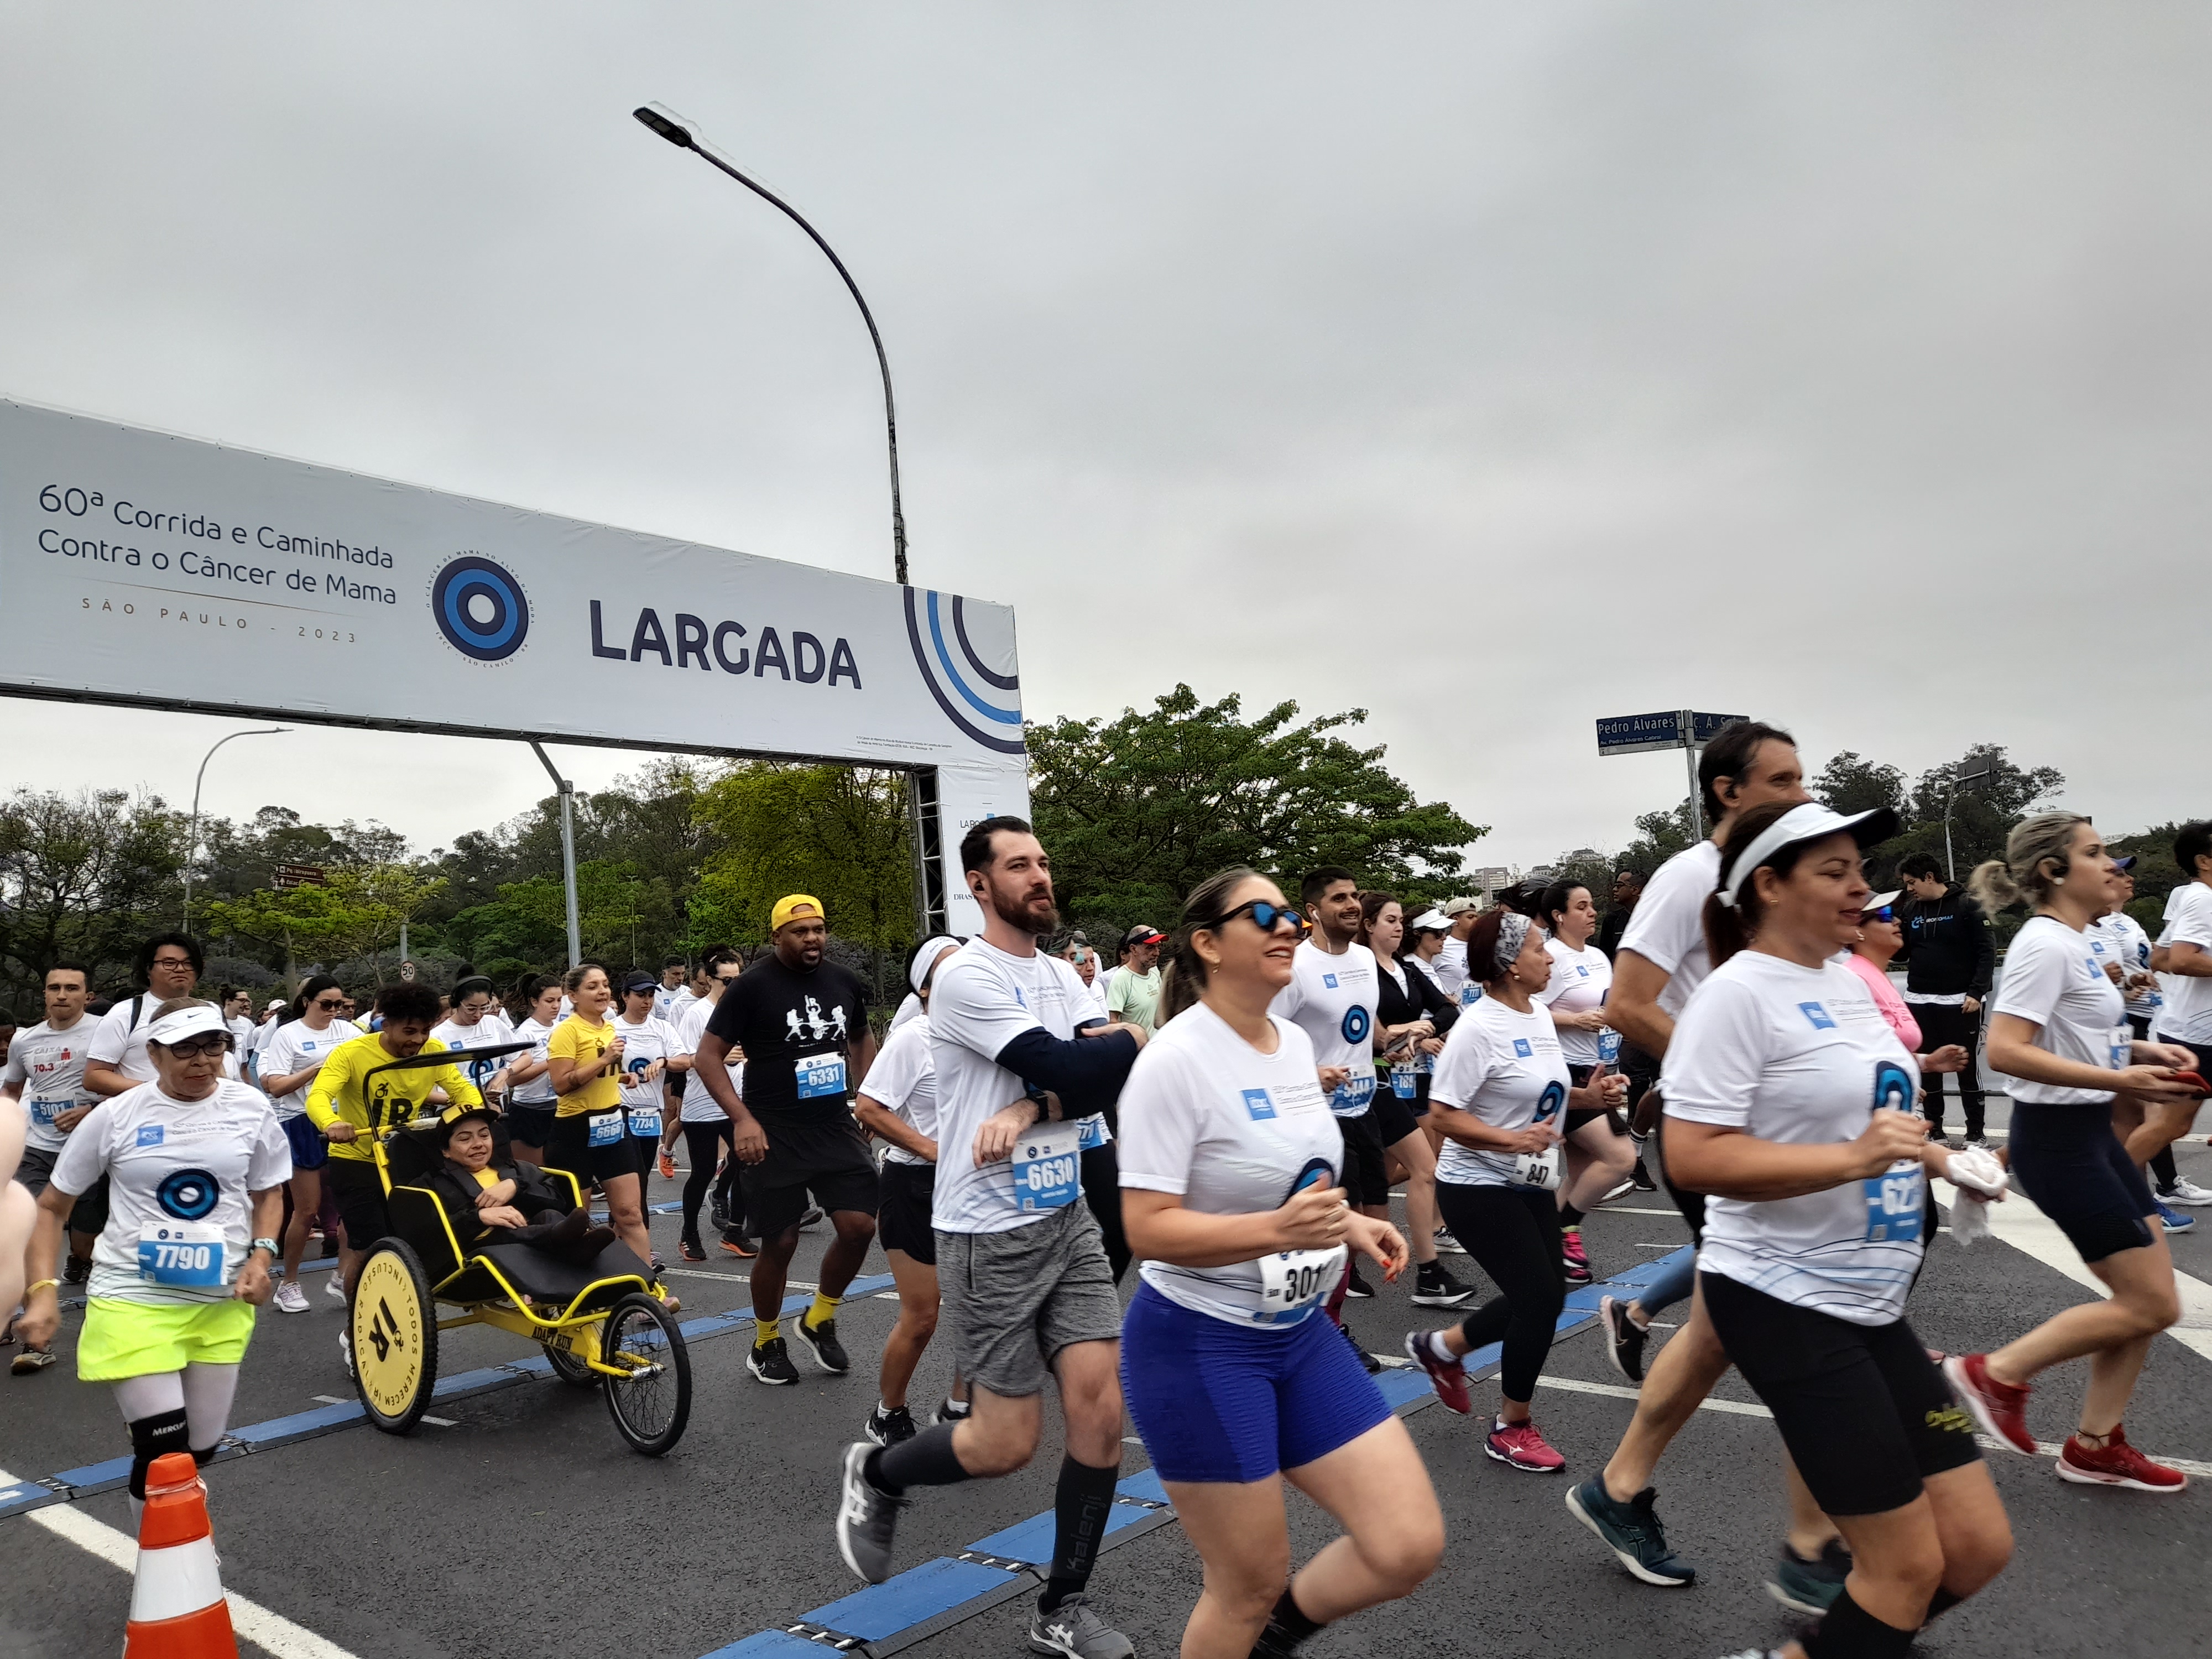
[{"xmin": 935, "ymin": 1201, "xmax": 1122, "ymax": 1398}]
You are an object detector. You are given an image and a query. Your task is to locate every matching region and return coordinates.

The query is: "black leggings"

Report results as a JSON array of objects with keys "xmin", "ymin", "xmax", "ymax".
[
  {"xmin": 1436, "ymin": 1182, "xmax": 1567, "ymax": 1403},
  {"xmin": 680, "ymin": 1121, "xmax": 731, "ymax": 1244},
  {"xmin": 1081, "ymin": 1141, "xmax": 1131, "ymax": 1283}
]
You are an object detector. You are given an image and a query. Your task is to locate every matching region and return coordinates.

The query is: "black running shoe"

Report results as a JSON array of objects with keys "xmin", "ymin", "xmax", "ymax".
[
  {"xmin": 1411, "ymin": 1263, "xmax": 1477, "ymax": 1307},
  {"xmin": 748, "ymin": 1337, "xmax": 799, "ymax": 1385},
  {"xmin": 1630, "ymin": 1158, "xmax": 1657, "ymax": 1193},
  {"xmin": 1600, "ymin": 1295, "xmax": 1649, "ymax": 1384},
  {"xmin": 836, "ymin": 1443, "xmax": 906, "ymax": 1584},
  {"xmin": 799, "ymin": 1206, "xmax": 825, "ymax": 1229},
  {"xmin": 931, "ymin": 1397, "xmax": 971, "ymax": 1428},
  {"xmin": 796, "ymin": 1316, "xmax": 851, "ymax": 1375},
  {"xmin": 708, "ymin": 1197, "xmax": 729, "ymax": 1233},
  {"xmin": 62, "ymin": 1254, "xmax": 91, "ymax": 1287},
  {"xmin": 1343, "ymin": 1265, "xmax": 1375, "ymax": 1299},
  {"xmin": 677, "ymin": 1238, "xmax": 706, "ymax": 1262},
  {"xmin": 866, "ymin": 1403, "xmax": 917, "ymax": 1446}
]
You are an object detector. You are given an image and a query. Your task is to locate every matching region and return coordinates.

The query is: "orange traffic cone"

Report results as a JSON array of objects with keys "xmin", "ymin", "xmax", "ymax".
[{"xmin": 122, "ymin": 1452, "xmax": 238, "ymax": 1658}]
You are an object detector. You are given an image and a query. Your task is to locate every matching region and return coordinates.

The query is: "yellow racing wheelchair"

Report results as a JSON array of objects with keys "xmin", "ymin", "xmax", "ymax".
[{"xmin": 345, "ymin": 1047, "xmax": 692, "ymax": 1455}]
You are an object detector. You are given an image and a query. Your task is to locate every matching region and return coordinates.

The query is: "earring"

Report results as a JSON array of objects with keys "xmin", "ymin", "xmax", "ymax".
[{"xmin": 2054, "ymin": 876, "xmax": 2065, "ymax": 886}]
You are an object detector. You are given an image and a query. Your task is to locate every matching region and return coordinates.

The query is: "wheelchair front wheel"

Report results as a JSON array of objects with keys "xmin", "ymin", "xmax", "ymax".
[
  {"xmin": 601, "ymin": 1292, "xmax": 691, "ymax": 1456},
  {"xmin": 352, "ymin": 1238, "xmax": 437, "ymax": 1434}
]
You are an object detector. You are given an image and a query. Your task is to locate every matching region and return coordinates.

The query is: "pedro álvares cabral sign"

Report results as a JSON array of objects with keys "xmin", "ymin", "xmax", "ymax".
[{"xmin": 0, "ymin": 397, "xmax": 1028, "ymax": 935}]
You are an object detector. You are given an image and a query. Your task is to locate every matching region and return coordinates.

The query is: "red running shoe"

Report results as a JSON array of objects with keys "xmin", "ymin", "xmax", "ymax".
[
  {"xmin": 2056, "ymin": 1425, "xmax": 2188, "ymax": 1493},
  {"xmin": 1404, "ymin": 1331, "xmax": 1472, "ymax": 1415},
  {"xmin": 657, "ymin": 1147, "xmax": 678, "ymax": 1180},
  {"xmin": 1944, "ymin": 1353, "xmax": 2035, "ymax": 1454},
  {"xmin": 1562, "ymin": 1228, "xmax": 1593, "ymax": 1285},
  {"xmin": 1485, "ymin": 1417, "xmax": 1566, "ymax": 1472}
]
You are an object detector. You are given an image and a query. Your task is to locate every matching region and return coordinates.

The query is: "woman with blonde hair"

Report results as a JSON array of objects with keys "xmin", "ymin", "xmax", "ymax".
[{"xmin": 1944, "ymin": 812, "xmax": 2199, "ymax": 1492}]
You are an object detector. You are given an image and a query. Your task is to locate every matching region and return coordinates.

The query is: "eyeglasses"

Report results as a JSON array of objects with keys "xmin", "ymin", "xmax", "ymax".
[
  {"xmin": 150, "ymin": 955, "xmax": 194, "ymax": 970},
  {"xmin": 160, "ymin": 1036, "xmax": 231, "ymax": 1058},
  {"xmin": 314, "ymin": 998, "xmax": 345, "ymax": 1010},
  {"xmin": 1202, "ymin": 900, "xmax": 1310, "ymax": 937},
  {"xmin": 1860, "ymin": 905, "xmax": 1896, "ymax": 925}
]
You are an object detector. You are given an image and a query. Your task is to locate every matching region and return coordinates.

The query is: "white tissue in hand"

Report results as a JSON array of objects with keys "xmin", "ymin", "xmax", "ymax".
[
  {"xmin": 1945, "ymin": 1147, "xmax": 2008, "ymax": 1199},
  {"xmin": 1949, "ymin": 1191, "xmax": 1992, "ymax": 1247}
]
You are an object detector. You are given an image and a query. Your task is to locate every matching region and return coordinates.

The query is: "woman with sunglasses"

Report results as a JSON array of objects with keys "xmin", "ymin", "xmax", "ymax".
[
  {"xmin": 1120, "ymin": 869, "xmax": 1438, "ymax": 1659},
  {"xmin": 1357, "ymin": 892, "xmax": 1473, "ymax": 1308},
  {"xmin": 1943, "ymin": 813, "xmax": 2198, "ymax": 1494},
  {"xmin": 1844, "ymin": 894, "xmax": 1971, "ymax": 1079},
  {"xmin": 1664, "ymin": 801, "xmax": 2012, "ymax": 1659},
  {"xmin": 17, "ymin": 1000, "xmax": 289, "ymax": 1518},
  {"xmin": 254, "ymin": 975, "xmax": 356, "ymax": 1313},
  {"xmin": 1535, "ymin": 881, "xmax": 1634, "ymax": 1286},
  {"xmin": 1404, "ymin": 907, "xmax": 1606, "ymax": 1473}
]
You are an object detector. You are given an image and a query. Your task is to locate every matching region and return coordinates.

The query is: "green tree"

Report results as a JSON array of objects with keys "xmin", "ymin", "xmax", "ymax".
[
  {"xmin": 0, "ymin": 787, "xmax": 185, "ymax": 1008},
  {"xmin": 1028, "ymin": 686, "xmax": 1484, "ymax": 940},
  {"xmin": 1618, "ymin": 799, "xmax": 1697, "ymax": 879},
  {"xmin": 204, "ymin": 864, "xmax": 447, "ymax": 986},
  {"xmin": 690, "ymin": 764, "xmax": 915, "ymax": 1001},
  {"xmin": 1810, "ymin": 752, "xmax": 1907, "ymax": 817}
]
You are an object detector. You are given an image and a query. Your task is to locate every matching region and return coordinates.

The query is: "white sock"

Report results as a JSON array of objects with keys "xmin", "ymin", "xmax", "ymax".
[{"xmin": 1426, "ymin": 1329, "xmax": 1457, "ymax": 1365}]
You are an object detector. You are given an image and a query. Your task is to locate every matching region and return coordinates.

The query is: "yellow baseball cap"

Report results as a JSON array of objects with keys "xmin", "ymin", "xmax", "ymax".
[{"xmin": 771, "ymin": 894, "xmax": 825, "ymax": 933}]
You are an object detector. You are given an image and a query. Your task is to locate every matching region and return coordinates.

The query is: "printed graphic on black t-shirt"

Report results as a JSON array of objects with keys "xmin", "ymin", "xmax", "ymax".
[{"xmin": 704, "ymin": 956, "xmax": 869, "ymax": 1119}]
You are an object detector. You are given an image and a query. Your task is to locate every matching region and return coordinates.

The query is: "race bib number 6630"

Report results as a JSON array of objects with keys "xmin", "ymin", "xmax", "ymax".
[{"xmin": 1012, "ymin": 1121, "xmax": 1082, "ymax": 1212}]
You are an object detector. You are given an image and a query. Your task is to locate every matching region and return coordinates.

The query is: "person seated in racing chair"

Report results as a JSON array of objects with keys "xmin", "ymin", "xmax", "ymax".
[{"xmin": 424, "ymin": 1103, "xmax": 617, "ymax": 1266}]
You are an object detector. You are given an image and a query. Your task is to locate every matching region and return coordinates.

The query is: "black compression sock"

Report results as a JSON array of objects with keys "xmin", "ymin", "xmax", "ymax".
[
  {"xmin": 1559, "ymin": 1203, "xmax": 1585, "ymax": 1228},
  {"xmin": 868, "ymin": 1421, "xmax": 971, "ymax": 1495},
  {"xmin": 1922, "ymin": 1587, "xmax": 1964, "ymax": 1624},
  {"xmin": 1257, "ymin": 1583, "xmax": 1324, "ymax": 1651},
  {"xmin": 1804, "ymin": 1587, "xmax": 1916, "ymax": 1659},
  {"xmin": 1038, "ymin": 1455, "xmax": 1119, "ymax": 1611}
]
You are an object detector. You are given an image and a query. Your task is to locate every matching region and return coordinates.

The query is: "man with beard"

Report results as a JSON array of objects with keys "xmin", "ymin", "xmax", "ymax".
[
  {"xmin": 696, "ymin": 896, "xmax": 878, "ymax": 1386},
  {"xmin": 836, "ymin": 817, "xmax": 1146, "ymax": 1659}
]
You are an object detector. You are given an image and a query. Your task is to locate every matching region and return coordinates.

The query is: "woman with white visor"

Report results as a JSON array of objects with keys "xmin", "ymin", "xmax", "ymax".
[
  {"xmin": 16, "ymin": 1000, "xmax": 289, "ymax": 1515},
  {"xmin": 1663, "ymin": 802, "xmax": 2011, "ymax": 1659}
]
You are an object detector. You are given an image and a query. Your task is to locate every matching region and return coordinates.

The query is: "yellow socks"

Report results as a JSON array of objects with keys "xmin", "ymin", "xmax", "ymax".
[
  {"xmin": 754, "ymin": 1316, "xmax": 781, "ymax": 1348},
  {"xmin": 805, "ymin": 1291, "xmax": 842, "ymax": 1331}
]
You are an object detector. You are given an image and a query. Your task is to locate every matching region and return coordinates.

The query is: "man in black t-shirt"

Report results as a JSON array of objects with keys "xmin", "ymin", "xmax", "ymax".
[{"xmin": 697, "ymin": 894, "xmax": 880, "ymax": 1387}]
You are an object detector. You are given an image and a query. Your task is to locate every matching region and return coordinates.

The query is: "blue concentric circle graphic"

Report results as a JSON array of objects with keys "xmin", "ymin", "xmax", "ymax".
[
  {"xmin": 903, "ymin": 587, "xmax": 1026, "ymax": 755},
  {"xmin": 431, "ymin": 555, "xmax": 530, "ymax": 662},
  {"xmin": 156, "ymin": 1168, "xmax": 220, "ymax": 1220}
]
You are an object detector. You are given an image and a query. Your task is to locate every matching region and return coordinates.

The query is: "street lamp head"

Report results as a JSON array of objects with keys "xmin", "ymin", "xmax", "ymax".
[{"xmin": 634, "ymin": 104, "xmax": 696, "ymax": 149}]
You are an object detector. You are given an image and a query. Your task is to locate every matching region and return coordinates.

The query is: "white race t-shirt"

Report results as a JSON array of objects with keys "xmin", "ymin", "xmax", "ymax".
[
  {"xmin": 428, "ymin": 1014, "xmax": 519, "ymax": 1091},
  {"xmin": 862, "ymin": 1013, "xmax": 941, "ymax": 1166},
  {"xmin": 508, "ymin": 1016, "xmax": 559, "ymax": 1106},
  {"xmin": 1431, "ymin": 995, "xmax": 1572, "ymax": 1186},
  {"xmin": 2088, "ymin": 911, "xmax": 2158, "ymax": 1022},
  {"xmin": 677, "ymin": 997, "xmax": 742, "ymax": 1124},
  {"xmin": 1118, "ymin": 1005, "xmax": 1342, "ymax": 1327},
  {"xmin": 50, "ymin": 1078, "xmax": 292, "ymax": 1305},
  {"xmin": 1616, "ymin": 839, "xmax": 1723, "ymax": 1021},
  {"xmin": 1664, "ymin": 951, "xmax": 1922, "ymax": 1326},
  {"xmin": 887, "ymin": 993, "xmax": 925, "ymax": 1035},
  {"xmin": 1268, "ymin": 939, "xmax": 1379, "ymax": 1118},
  {"xmin": 612, "ymin": 1013, "xmax": 687, "ymax": 1113},
  {"xmin": 3, "ymin": 1017, "xmax": 98, "ymax": 1152},
  {"xmin": 2152, "ymin": 884, "xmax": 2212, "ymax": 1044},
  {"xmin": 255, "ymin": 1019, "xmax": 359, "ymax": 1120},
  {"xmin": 929, "ymin": 938, "xmax": 1117, "ymax": 1234},
  {"xmin": 1992, "ymin": 915, "xmax": 2131, "ymax": 1105},
  {"xmin": 1538, "ymin": 939, "xmax": 1615, "ymax": 1067}
]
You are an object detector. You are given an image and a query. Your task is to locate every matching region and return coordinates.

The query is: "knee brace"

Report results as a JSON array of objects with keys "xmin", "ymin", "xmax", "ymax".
[{"xmin": 127, "ymin": 1408, "xmax": 191, "ymax": 1500}]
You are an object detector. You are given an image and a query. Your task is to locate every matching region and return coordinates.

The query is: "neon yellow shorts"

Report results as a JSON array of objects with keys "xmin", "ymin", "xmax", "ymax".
[{"xmin": 77, "ymin": 1297, "xmax": 255, "ymax": 1381}]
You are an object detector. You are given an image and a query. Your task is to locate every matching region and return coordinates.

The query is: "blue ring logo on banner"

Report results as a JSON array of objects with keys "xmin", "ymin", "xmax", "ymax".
[
  {"xmin": 904, "ymin": 587, "xmax": 1025, "ymax": 755},
  {"xmin": 431, "ymin": 555, "xmax": 531, "ymax": 662}
]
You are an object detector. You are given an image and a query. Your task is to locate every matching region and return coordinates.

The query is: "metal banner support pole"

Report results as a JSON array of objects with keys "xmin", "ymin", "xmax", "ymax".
[{"xmin": 528, "ymin": 741, "xmax": 583, "ymax": 968}]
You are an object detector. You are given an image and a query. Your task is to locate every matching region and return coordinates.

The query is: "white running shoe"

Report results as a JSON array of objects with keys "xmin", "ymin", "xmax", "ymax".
[
  {"xmin": 325, "ymin": 1275, "xmax": 347, "ymax": 1302},
  {"xmin": 274, "ymin": 1280, "xmax": 310, "ymax": 1314},
  {"xmin": 1433, "ymin": 1225, "xmax": 1468, "ymax": 1255},
  {"xmin": 2162, "ymin": 1177, "xmax": 2212, "ymax": 1207}
]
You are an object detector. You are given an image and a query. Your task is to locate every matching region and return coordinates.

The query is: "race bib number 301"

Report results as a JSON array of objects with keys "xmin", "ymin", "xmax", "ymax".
[
  {"xmin": 1013, "ymin": 1121, "xmax": 1082, "ymax": 1212},
  {"xmin": 1256, "ymin": 1244, "xmax": 1347, "ymax": 1324}
]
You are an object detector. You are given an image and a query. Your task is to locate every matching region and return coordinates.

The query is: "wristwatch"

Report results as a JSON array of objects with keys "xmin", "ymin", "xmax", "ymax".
[{"xmin": 249, "ymin": 1238, "xmax": 280, "ymax": 1257}]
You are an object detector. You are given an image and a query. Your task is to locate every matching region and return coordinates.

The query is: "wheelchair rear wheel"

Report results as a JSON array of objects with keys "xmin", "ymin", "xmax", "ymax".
[
  {"xmin": 601, "ymin": 1292, "xmax": 691, "ymax": 1456},
  {"xmin": 353, "ymin": 1238, "xmax": 437, "ymax": 1434}
]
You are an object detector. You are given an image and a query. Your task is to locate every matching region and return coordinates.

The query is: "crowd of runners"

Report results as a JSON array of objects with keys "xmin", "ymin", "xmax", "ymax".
[{"xmin": 4, "ymin": 717, "xmax": 2210, "ymax": 1659}]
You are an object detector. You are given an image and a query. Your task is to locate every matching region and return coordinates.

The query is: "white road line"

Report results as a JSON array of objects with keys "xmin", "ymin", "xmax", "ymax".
[
  {"xmin": 0, "ymin": 1466, "xmax": 363, "ymax": 1658},
  {"xmin": 1934, "ymin": 1180, "xmax": 2212, "ymax": 1363},
  {"xmin": 310, "ymin": 1395, "xmax": 450, "ymax": 1425},
  {"xmin": 1532, "ymin": 1376, "xmax": 2212, "ymax": 1477}
]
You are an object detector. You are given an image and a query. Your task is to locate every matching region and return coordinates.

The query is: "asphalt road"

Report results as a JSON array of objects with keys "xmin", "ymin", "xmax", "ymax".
[{"xmin": 5, "ymin": 1118, "xmax": 2210, "ymax": 1659}]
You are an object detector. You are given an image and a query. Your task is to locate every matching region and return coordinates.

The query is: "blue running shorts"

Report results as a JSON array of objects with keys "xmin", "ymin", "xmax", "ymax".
[{"xmin": 1120, "ymin": 1282, "xmax": 1391, "ymax": 1484}]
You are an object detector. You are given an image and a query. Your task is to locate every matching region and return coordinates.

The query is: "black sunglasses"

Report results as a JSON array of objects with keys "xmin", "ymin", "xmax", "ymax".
[
  {"xmin": 313, "ymin": 997, "xmax": 345, "ymax": 1010},
  {"xmin": 159, "ymin": 1035, "xmax": 232, "ymax": 1058},
  {"xmin": 1202, "ymin": 900, "xmax": 1310, "ymax": 937}
]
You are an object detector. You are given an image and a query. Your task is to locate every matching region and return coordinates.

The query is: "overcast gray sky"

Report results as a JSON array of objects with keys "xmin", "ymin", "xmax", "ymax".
[{"xmin": 4, "ymin": 3, "xmax": 2206, "ymax": 875}]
